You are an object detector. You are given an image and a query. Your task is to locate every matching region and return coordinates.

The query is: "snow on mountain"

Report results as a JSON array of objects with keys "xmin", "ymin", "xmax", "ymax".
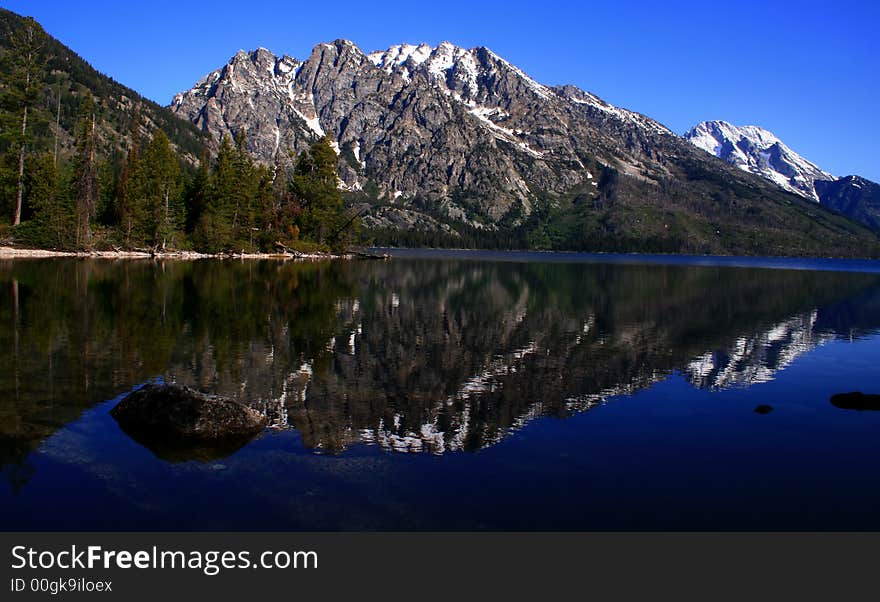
[
  {"xmin": 367, "ymin": 41, "xmax": 548, "ymax": 102},
  {"xmin": 167, "ymin": 41, "xmax": 880, "ymax": 254},
  {"xmin": 684, "ymin": 120, "xmax": 833, "ymax": 201},
  {"xmin": 367, "ymin": 42, "xmax": 433, "ymax": 81},
  {"xmin": 170, "ymin": 39, "xmax": 682, "ymax": 225},
  {"xmin": 171, "ymin": 47, "xmax": 314, "ymax": 161}
]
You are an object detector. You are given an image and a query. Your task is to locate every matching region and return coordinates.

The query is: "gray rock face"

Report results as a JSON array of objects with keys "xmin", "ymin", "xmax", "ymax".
[
  {"xmin": 170, "ymin": 40, "xmax": 718, "ymax": 229},
  {"xmin": 170, "ymin": 40, "xmax": 878, "ymax": 249},
  {"xmin": 172, "ymin": 48, "xmax": 307, "ymax": 166},
  {"xmin": 111, "ymin": 383, "xmax": 268, "ymax": 440}
]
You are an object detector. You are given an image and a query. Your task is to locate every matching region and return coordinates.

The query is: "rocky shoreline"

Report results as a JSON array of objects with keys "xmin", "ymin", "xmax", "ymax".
[{"xmin": 0, "ymin": 245, "xmax": 356, "ymax": 261}]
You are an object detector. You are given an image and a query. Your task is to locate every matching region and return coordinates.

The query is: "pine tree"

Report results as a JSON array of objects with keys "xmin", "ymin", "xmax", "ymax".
[
  {"xmin": 117, "ymin": 108, "xmax": 146, "ymax": 247},
  {"xmin": 2, "ymin": 16, "xmax": 48, "ymax": 226},
  {"xmin": 96, "ymin": 150, "xmax": 123, "ymax": 229},
  {"xmin": 250, "ymin": 163, "xmax": 276, "ymax": 251},
  {"xmin": 289, "ymin": 133, "xmax": 356, "ymax": 249},
  {"xmin": 25, "ymin": 153, "xmax": 73, "ymax": 248},
  {"xmin": 195, "ymin": 135, "xmax": 236, "ymax": 252},
  {"xmin": 184, "ymin": 150, "xmax": 209, "ymax": 234},
  {"xmin": 230, "ymin": 129, "xmax": 255, "ymax": 249},
  {"xmin": 140, "ymin": 129, "xmax": 182, "ymax": 249},
  {"xmin": 72, "ymin": 94, "xmax": 98, "ymax": 249}
]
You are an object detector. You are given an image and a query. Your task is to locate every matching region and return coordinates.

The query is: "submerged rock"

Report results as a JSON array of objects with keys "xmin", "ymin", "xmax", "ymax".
[
  {"xmin": 830, "ymin": 392, "xmax": 880, "ymax": 411},
  {"xmin": 111, "ymin": 384, "xmax": 267, "ymax": 462}
]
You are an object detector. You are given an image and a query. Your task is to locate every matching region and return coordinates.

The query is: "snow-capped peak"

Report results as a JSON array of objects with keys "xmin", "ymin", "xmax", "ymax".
[
  {"xmin": 687, "ymin": 121, "xmax": 780, "ymax": 156},
  {"xmin": 367, "ymin": 41, "xmax": 475, "ymax": 87},
  {"xmin": 367, "ymin": 41, "xmax": 559, "ymax": 105},
  {"xmin": 367, "ymin": 43, "xmax": 433, "ymax": 70},
  {"xmin": 172, "ymin": 38, "xmax": 685, "ymax": 206},
  {"xmin": 425, "ymin": 41, "xmax": 468, "ymax": 74},
  {"xmin": 685, "ymin": 120, "xmax": 834, "ymax": 201}
]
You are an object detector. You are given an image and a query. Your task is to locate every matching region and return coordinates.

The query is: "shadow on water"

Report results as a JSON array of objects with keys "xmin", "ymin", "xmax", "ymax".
[
  {"xmin": 2, "ymin": 255, "xmax": 880, "ymax": 486},
  {"xmin": 112, "ymin": 422, "xmax": 263, "ymax": 463}
]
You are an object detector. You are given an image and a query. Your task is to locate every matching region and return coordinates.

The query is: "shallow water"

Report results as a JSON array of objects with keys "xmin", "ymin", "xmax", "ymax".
[{"xmin": 2, "ymin": 252, "xmax": 880, "ymax": 530}]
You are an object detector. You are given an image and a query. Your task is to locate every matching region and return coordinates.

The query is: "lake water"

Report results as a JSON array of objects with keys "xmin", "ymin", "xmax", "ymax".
[{"xmin": 2, "ymin": 251, "xmax": 880, "ymax": 530}]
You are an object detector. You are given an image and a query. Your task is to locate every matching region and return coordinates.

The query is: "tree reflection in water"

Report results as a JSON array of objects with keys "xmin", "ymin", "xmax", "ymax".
[{"xmin": 2, "ymin": 256, "xmax": 880, "ymax": 476}]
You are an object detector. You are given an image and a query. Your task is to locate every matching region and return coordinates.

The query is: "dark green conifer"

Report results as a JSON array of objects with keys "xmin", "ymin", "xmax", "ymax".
[
  {"xmin": 289, "ymin": 134, "xmax": 357, "ymax": 250},
  {"xmin": 2, "ymin": 16, "xmax": 48, "ymax": 226},
  {"xmin": 72, "ymin": 93, "xmax": 98, "ymax": 249},
  {"xmin": 141, "ymin": 129, "xmax": 182, "ymax": 249}
]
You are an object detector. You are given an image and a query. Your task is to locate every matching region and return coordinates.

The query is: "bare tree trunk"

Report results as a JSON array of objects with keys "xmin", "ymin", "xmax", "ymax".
[
  {"xmin": 53, "ymin": 81, "xmax": 61, "ymax": 167},
  {"xmin": 14, "ymin": 105, "xmax": 27, "ymax": 226},
  {"xmin": 78, "ymin": 112, "xmax": 97, "ymax": 249},
  {"xmin": 13, "ymin": 51, "xmax": 33, "ymax": 227},
  {"xmin": 163, "ymin": 188, "xmax": 170, "ymax": 250},
  {"xmin": 84, "ymin": 113, "xmax": 96, "ymax": 247}
]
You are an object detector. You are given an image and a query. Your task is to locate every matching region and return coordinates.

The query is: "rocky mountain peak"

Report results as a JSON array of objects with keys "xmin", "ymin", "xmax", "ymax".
[
  {"xmin": 367, "ymin": 43, "xmax": 432, "ymax": 70},
  {"xmin": 307, "ymin": 39, "xmax": 369, "ymax": 66},
  {"xmin": 167, "ymin": 40, "xmax": 879, "ymax": 252}
]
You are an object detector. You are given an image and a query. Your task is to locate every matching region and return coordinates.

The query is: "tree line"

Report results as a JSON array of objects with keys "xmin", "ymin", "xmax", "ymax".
[{"xmin": 1, "ymin": 18, "xmax": 358, "ymax": 253}]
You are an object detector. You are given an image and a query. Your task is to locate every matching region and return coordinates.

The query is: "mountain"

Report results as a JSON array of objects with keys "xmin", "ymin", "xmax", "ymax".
[
  {"xmin": 0, "ymin": 8, "xmax": 208, "ymax": 165},
  {"xmin": 170, "ymin": 41, "xmax": 667, "ymax": 222},
  {"xmin": 814, "ymin": 176, "xmax": 880, "ymax": 232},
  {"xmin": 171, "ymin": 41, "xmax": 880, "ymax": 257},
  {"xmin": 684, "ymin": 120, "xmax": 880, "ymax": 234},
  {"xmin": 684, "ymin": 120, "xmax": 833, "ymax": 201}
]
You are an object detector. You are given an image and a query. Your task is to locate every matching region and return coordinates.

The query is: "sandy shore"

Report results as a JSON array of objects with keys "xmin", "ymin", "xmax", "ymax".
[{"xmin": 0, "ymin": 246, "xmax": 348, "ymax": 260}]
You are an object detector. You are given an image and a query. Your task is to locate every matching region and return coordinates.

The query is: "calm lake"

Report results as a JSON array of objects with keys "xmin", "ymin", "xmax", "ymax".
[{"xmin": 2, "ymin": 251, "xmax": 880, "ymax": 530}]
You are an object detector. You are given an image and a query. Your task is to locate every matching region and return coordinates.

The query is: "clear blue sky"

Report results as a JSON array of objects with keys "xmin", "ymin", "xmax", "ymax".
[{"xmin": 4, "ymin": 0, "xmax": 878, "ymax": 181}]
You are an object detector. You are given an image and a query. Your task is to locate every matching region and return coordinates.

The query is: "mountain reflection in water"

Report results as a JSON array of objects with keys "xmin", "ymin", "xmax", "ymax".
[{"xmin": 2, "ymin": 256, "xmax": 880, "ymax": 475}]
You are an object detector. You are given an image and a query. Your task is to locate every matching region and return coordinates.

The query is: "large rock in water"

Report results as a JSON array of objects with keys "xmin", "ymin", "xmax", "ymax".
[
  {"xmin": 830, "ymin": 392, "xmax": 880, "ymax": 411},
  {"xmin": 111, "ymin": 384, "xmax": 268, "ymax": 462},
  {"xmin": 112, "ymin": 383, "xmax": 267, "ymax": 439}
]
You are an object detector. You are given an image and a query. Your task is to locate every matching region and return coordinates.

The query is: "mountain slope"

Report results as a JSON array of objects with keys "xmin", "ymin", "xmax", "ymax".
[
  {"xmin": 685, "ymin": 120, "xmax": 880, "ymax": 233},
  {"xmin": 815, "ymin": 176, "xmax": 880, "ymax": 232},
  {"xmin": 684, "ymin": 120, "xmax": 832, "ymax": 201},
  {"xmin": 171, "ymin": 39, "xmax": 681, "ymax": 220},
  {"xmin": 0, "ymin": 8, "xmax": 209, "ymax": 165},
  {"xmin": 170, "ymin": 41, "xmax": 879, "ymax": 257}
]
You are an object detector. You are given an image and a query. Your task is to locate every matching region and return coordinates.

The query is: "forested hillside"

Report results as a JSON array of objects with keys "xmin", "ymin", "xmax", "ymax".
[
  {"xmin": 0, "ymin": 9, "xmax": 357, "ymax": 253},
  {"xmin": 1, "ymin": 8, "xmax": 878, "ymax": 258}
]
